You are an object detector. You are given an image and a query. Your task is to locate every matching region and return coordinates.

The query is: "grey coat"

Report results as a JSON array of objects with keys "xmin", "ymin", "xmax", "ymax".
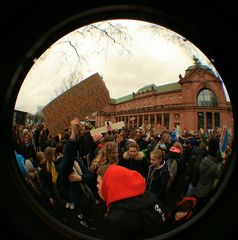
[{"xmin": 195, "ymin": 154, "xmax": 222, "ymax": 198}]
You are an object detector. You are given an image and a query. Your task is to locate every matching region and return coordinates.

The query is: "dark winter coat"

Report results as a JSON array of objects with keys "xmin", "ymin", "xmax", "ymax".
[
  {"xmin": 102, "ymin": 191, "xmax": 166, "ymax": 240},
  {"xmin": 38, "ymin": 163, "xmax": 57, "ymax": 200},
  {"xmin": 146, "ymin": 162, "xmax": 169, "ymax": 201},
  {"xmin": 20, "ymin": 143, "xmax": 37, "ymax": 167},
  {"xmin": 119, "ymin": 151, "xmax": 148, "ymax": 178},
  {"xmin": 194, "ymin": 154, "xmax": 222, "ymax": 198},
  {"xmin": 98, "ymin": 164, "xmax": 166, "ymax": 239},
  {"xmin": 185, "ymin": 145, "xmax": 207, "ymax": 187},
  {"xmin": 58, "ymin": 139, "xmax": 95, "ymax": 205}
]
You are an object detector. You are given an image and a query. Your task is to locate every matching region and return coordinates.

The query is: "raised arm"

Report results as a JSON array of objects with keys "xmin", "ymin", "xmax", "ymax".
[{"xmin": 59, "ymin": 118, "xmax": 81, "ymax": 178}]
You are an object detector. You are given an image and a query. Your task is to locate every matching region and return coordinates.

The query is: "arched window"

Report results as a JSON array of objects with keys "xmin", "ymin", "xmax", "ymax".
[{"xmin": 197, "ymin": 89, "xmax": 218, "ymax": 107}]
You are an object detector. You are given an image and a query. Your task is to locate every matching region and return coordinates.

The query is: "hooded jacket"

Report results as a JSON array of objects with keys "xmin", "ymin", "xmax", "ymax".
[
  {"xmin": 100, "ymin": 165, "xmax": 166, "ymax": 239},
  {"xmin": 195, "ymin": 154, "xmax": 222, "ymax": 197}
]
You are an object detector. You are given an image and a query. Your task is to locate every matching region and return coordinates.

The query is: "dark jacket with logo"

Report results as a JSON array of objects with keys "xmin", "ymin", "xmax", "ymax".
[
  {"xmin": 99, "ymin": 165, "xmax": 166, "ymax": 240},
  {"xmin": 102, "ymin": 192, "xmax": 166, "ymax": 240}
]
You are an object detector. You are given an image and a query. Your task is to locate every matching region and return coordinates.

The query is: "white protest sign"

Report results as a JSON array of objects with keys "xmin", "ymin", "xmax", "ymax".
[{"xmin": 90, "ymin": 121, "xmax": 125, "ymax": 136}]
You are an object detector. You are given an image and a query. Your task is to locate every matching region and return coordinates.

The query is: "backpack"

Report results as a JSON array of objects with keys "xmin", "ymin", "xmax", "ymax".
[
  {"xmin": 174, "ymin": 196, "xmax": 198, "ymax": 221},
  {"xmin": 165, "ymin": 158, "xmax": 178, "ymax": 191}
]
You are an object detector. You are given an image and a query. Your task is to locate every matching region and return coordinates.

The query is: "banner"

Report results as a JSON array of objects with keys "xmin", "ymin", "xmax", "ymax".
[
  {"xmin": 90, "ymin": 121, "xmax": 125, "ymax": 136},
  {"xmin": 42, "ymin": 73, "xmax": 110, "ymax": 136}
]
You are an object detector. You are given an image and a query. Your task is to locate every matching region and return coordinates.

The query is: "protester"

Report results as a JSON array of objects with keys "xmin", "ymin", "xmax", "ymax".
[
  {"xmin": 119, "ymin": 142, "xmax": 148, "ymax": 178},
  {"xmin": 146, "ymin": 149, "xmax": 170, "ymax": 204},
  {"xmin": 185, "ymin": 137, "xmax": 227, "ymax": 209},
  {"xmin": 12, "ymin": 118, "xmax": 232, "ymax": 237},
  {"xmin": 90, "ymin": 141, "xmax": 119, "ymax": 173},
  {"xmin": 20, "ymin": 131, "xmax": 37, "ymax": 168},
  {"xmin": 96, "ymin": 164, "xmax": 166, "ymax": 239},
  {"xmin": 59, "ymin": 118, "xmax": 96, "ymax": 230}
]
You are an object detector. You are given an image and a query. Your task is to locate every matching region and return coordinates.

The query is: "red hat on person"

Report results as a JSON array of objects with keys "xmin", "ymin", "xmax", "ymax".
[
  {"xmin": 101, "ymin": 165, "xmax": 146, "ymax": 208},
  {"xmin": 169, "ymin": 146, "xmax": 181, "ymax": 153}
]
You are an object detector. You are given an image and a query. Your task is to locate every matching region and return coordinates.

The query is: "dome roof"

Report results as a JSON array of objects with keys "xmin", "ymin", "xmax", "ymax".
[
  {"xmin": 137, "ymin": 83, "xmax": 157, "ymax": 93},
  {"xmin": 185, "ymin": 55, "xmax": 215, "ymax": 75}
]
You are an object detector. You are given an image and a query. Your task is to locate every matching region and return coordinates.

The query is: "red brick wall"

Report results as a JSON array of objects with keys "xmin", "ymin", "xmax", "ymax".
[{"xmin": 96, "ymin": 66, "xmax": 233, "ymax": 131}]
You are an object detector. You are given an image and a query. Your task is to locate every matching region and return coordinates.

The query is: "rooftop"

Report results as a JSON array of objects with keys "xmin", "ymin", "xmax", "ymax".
[{"xmin": 111, "ymin": 82, "xmax": 181, "ymax": 104}]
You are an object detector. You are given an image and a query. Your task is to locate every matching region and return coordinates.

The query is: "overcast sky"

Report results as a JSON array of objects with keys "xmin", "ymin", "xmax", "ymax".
[{"xmin": 15, "ymin": 19, "xmax": 220, "ymax": 114}]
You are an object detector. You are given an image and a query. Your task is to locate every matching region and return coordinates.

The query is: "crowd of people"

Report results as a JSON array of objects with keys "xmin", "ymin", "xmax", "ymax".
[{"xmin": 12, "ymin": 119, "xmax": 232, "ymax": 239}]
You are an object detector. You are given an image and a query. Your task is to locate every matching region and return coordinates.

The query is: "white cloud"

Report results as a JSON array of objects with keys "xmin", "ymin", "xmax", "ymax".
[{"xmin": 15, "ymin": 19, "xmax": 207, "ymax": 114}]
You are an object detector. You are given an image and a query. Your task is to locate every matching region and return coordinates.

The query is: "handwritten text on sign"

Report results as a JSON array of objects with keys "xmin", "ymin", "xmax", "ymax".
[{"xmin": 42, "ymin": 73, "xmax": 110, "ymax": 135}]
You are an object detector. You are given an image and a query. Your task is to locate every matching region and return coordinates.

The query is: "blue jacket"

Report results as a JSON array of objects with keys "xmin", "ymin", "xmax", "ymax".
[{"xmin": 15, "ymin": 150, "xmax": 27, "ymax": 177}]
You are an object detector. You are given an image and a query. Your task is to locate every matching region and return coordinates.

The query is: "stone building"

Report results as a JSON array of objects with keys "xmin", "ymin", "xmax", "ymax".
[{"xmin": 95, "ymin": 59, "xmax": 233, "ymax": 132}]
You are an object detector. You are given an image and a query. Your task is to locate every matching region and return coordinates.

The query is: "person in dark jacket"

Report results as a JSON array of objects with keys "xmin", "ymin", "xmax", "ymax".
[
  {"xmin": 119, "ymin": 142, "xmax": 148, "ymax": 178},
  {"xmin": 20, "ymin": 132, "xmax": 37, "ymax": 168},
  {"xmin": 77, "ymin": 125, "xmax": 95, "ymax": 168},
  {"xmin": 58, "ymin": 118, "xmax": 95, "ymax": 229},
  {"xmin": 146, "ymin": 149, "xmax": 170, "ymax": 204},
  {"xmin": 96, "ymin": 164, "xmax": 166, "ymax": 240},
  {"xmin": 185, "ymin": 137, "xmax": 226, "ymax": 209}
]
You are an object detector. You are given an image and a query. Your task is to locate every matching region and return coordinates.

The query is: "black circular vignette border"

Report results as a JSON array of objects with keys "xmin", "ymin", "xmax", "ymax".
[{"xmin": 0, "ymin": 1, "xmax": 237, "ymax": 240}]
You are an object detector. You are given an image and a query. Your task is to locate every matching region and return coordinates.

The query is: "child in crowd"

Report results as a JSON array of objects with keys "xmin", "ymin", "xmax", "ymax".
[{"xmin": 146, "ymin": 149, "xmax": 170, "ymax": 203}]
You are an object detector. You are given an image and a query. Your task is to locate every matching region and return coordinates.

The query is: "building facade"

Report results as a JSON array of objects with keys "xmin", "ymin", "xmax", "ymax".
[
  {"xmin": 13, "ymin": 110, "xmax": 28, "ymax": 125},
  {"xmin": 95, "ymin": 61, "xmax": 233, "ymax": 132}
]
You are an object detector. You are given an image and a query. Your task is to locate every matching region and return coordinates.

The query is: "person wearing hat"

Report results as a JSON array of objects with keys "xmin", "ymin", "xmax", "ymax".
[{"xmin": 96, "ymin": 164, "xmax": 166, "ymax": 239}]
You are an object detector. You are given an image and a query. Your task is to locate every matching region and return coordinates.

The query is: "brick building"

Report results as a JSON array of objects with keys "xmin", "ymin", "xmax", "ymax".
[{"xmin": 95, "ymin": 59, "xmax": 233, "ymax": 132}]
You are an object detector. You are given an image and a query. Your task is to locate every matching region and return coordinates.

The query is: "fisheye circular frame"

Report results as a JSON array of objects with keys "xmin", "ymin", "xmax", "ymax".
[{"xmin": 2, "ymin": 3, "xmax": 237, "ymax": 240}]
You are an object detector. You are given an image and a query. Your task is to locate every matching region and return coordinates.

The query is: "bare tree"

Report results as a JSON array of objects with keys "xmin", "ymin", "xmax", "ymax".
[
  {"xmin": 144, "ymin": 23, "xmax": 217, "ymax": 75},
  {"xmin": 37, "ymin": 21, "xmax": 133, "ymax": 97},
  {"xmin": 38, "ymin": 20, "xmax": 218, "ymax": 98}
]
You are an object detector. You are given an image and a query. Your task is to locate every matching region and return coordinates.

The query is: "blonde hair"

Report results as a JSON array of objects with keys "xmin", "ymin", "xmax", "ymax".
[
  {"xmin": 44, "ymin": 147, "xmax": 58, "ymax": 183},
  {"xmin": 37, "ymin": 151, "xmax": 45, "ymax": 164},
  {"xmin": 90, "ymin": 141, "xmax": 118, "ymax": 171},
  {"xmin": 150, "ymin": 149, "xmax": 164, "ymax": 160},
  {"xmin": 44, "ymin": 147, "xmax": 55, "ymax": 163},
  {"xmin": 22, "ymin": 132, "xmax": 32, "ymax": 142}
]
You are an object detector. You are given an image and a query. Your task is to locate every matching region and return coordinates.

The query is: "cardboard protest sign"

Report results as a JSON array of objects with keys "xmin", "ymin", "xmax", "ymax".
[
  {"xmin": 42, "ymin": 73, "xmax": 110, "ymax": 136},
  {"xmin": 90, "ymin": 121, "xmax": 125, "ymax": 136}
]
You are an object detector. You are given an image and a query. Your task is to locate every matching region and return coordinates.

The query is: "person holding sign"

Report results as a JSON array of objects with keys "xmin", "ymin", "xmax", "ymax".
[{"xmin": 58, "ymin": 118, "xmax": 96, "ymax": 230}]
